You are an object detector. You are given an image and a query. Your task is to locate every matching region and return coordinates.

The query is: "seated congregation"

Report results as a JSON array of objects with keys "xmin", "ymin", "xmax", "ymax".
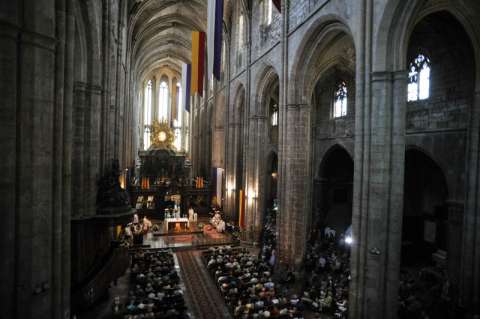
[
  {"xmin": 204, "ymin": 246, "xmax": 304, "ymax": 318},
  {"xmin": 110, "ymin": 250, "xmax": 189, "ymax": 319},
  {"xmin": 302, "ymin": 226, "xmax": 350, "ymax": 318}
]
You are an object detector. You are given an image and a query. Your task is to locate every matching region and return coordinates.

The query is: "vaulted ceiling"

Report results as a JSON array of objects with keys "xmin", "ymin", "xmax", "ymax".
[
  {"xmin": 128, "ymin": 0, "xmax": 206, "ymax": 83},
  {"xmin": 128, "ymin": 0, "xmax": 237, "ymax": 84}
]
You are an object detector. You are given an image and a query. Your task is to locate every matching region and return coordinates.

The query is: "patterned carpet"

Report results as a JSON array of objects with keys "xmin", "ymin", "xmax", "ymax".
[{"xmin": 176, "ymin": 250, "xmax": 232, "ymax": 319}]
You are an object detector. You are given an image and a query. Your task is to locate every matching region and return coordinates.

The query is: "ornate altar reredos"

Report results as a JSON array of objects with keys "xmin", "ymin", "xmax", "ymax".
[{"xmin": 130, "ymin": 120, "xmax": 189, "ymax": 219}]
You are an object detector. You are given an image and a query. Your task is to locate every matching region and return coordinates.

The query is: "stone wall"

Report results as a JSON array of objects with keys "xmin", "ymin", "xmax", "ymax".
[
  {"xmin": 0, "ymin": 0, "xmax": 131, "ymax": 318},
  {"xmin": 206, "ymin": 0, "xmax": 480, "ymax": 318}
]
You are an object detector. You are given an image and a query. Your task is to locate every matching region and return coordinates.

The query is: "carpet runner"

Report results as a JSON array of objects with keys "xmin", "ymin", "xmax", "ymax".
[{"xmin": 176, "ymin": 250, "xmax": 232, "ymax": 319}]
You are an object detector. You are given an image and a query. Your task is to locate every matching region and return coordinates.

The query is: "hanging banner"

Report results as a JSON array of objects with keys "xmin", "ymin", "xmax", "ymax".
[
  {"xmin": 191, "ymin": 31, "xmax": 205, "ymax": 96},
  {"xmin": 208, "ymin": 0, "xmax": 224, "ymax": 80}
]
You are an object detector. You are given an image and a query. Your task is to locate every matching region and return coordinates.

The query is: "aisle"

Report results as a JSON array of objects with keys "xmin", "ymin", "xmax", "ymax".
[{"xmin": 176, "ymin": 250, "xmax": 232, "ymax": 319}]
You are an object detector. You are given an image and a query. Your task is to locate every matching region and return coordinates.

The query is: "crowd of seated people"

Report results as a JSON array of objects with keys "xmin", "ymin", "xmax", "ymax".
[
  {"xmin": 111, "ymin": 250, "xmax": 189, "ymax": 319},
  {"xmin": 302, "ymin": 226, "xmax": 350, "ymax": 319},
  {"xmin": 259, "ymin": 208, "xmax": 277, "ymax": 268},
  {"xmin": 204, "ymin": 246, "xmax": 304, "ymax": 318},
  {"xmin": 398, "ymin": 266, "xmax": 453, "ymax": 319}
]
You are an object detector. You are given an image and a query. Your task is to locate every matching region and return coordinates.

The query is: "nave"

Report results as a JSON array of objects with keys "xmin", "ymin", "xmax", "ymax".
[{"xmin": 2, "ymin": 0, "xmax": 480, "ymax": 318}]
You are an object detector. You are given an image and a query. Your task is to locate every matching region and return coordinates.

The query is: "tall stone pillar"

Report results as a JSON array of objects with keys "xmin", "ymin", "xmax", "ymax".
[
  {"xmin": 462, "ymin": 88, "xmax": 480, "ymax": 316},
  {"xmin": 225, "ymin": 121, "xmax": 239, "ymax": 223},
  {"xmin": 0, "ymin": 5, "xmax": 20, "ymax": 318},
  {"xmin": 277, "ymin": 103, "xmax": 311, "ymax": 266},
  {"xmin": 87, "ymin": 84, "xmax": 103, "ymax": 216},
  {"xmin": 12, "ymin": 1, "xmax": 59, "ymax": 317},
  {"xmin": 254, "ymin": 115, "xmax": 268, "ymax": 241},
  {"xmin": 350, "ymin": 71, "xmax": 407, "ymax": 319},
  {"xmin": 244, "ymin": 115, "xmax": 258, "ymax": 242},
  {"xmin": 445, "ymin": 201, "xmax": 464, "ymax": 300}
]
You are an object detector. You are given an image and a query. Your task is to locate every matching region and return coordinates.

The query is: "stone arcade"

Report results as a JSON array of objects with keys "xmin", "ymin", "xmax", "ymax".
[{"xmin": 1, "ymin": 0, "xmax": 480, "ymax": 318}]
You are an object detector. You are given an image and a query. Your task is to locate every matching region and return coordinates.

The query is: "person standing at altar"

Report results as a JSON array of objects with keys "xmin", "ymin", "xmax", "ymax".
[
  {"xmin": 188, "ymin": 206, "xmax": 195, "ymax": 222},
  {"xmin": 173, "ymin": 203, "xmax": 178, "ymax": 217}
]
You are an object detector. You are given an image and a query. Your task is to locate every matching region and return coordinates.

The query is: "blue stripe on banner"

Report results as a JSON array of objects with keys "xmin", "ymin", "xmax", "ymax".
[
  {"xmin": 213, "ymin": 0, "xmax": 223, "ymax": 80},
  {"xmin": 186, "ymin": 64, "xmax": 191, "ymax": 112}
]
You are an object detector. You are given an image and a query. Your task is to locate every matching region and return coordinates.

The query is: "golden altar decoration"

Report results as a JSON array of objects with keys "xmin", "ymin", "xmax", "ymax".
[{"xmin": 150, "ymin": 120, "xmax": 175, "ymax": 149}]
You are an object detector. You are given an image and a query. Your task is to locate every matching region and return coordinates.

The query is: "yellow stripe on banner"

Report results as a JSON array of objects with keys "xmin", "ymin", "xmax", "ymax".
[{"xmin": 191, "ymin": 31, "xmax": 199, "ymax": 95}]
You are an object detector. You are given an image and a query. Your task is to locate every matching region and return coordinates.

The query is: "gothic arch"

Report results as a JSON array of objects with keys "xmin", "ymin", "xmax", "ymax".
[
  {"xmin": 312, "ymin": 144, "xmax": 354, "ymax": 234},
  {"xmin": 405, "ymin": 145, "xmax": 448, "ymax": 188},
  {"xmin": 290, "ymin": 16, "xmax": 355, "ymax": 105},
  {"xmin": 316, "ymin": 144, "xmax": 354, "ymax": 179},
  {"xmin": 255, "ymin": 66, "xmax": 280, "ymax": 117},
  {"xmin": 74, "ymin": 0, "xmax": 102, "ymax": 86},
  {"xmin": 376, "ymin": 0, "xmax": 480, "ymax": 79}
]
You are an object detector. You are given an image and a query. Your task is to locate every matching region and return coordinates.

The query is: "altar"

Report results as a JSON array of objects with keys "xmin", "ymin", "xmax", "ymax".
[{"xmin": 164, "ymin": 217, "xmax": 190, "ymax": 233}]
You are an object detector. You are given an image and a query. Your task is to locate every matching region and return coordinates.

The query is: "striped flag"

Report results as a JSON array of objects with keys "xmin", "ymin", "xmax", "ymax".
[
  {"xmin": 272, "ymin": 0, "xmax": 281, "ymax": 12},
  {"xmin": 181, "ymin": 63, "xmax": 191, "ymax": 112},
  {"xmin": 191, "ymin": 31, "xmax": 205, "ymax": 96},
  {"xmin": 207, "ymin": 0, "xmax": 224, "ymax": 80}
]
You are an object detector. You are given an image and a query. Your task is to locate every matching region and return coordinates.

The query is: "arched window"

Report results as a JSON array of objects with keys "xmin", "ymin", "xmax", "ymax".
[
  {"xmin": 209, "ymin": 75, "xmax": 214, "ymax": 96},
  {"xmin": 238, "ymin": 13, "xmax": 244, "ymax": 48},
  {"xmin": 158, "ymin": 81, "xmax": 169, "ymax": 122},
  {"xmin": 262, "ymin": 0, "xmax": 273, "ymax": 26},
  {"xmin": 408, "ymin": 54, "xmax": 431, "ymax": 102},
  {"xmin": 221, "ymin": 40, "xmax": 226, "ymax": 80},
  {"xmin": 333, "ymin": 81, "xmax": 348, "ymax": 118},
  {"xmin": 174, "ymin": 82, "xmax": 183, "ymax": 151},
  {"xmin": 143, "ymin": 80, "xmax": 153, "ymax": 150},
  {"xmin": 271, "ymin": 103, "xmax": 278, "ymax": 127}
]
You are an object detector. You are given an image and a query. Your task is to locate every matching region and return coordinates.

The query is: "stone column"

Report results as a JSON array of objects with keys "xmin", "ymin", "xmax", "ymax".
[
  {"xmin": 15, "ymin": 1, "xmax": 58, "ymax": 317},
  {"xmin": 87, "ymin": 84, "xmax": 103, "ymax": 216},
  {"xmin": 254, "ymin": 115, "xmax": 268, "ymax": 241},
  {"xmin": 225, "ymin": 121, "xmax": 239, "ymax": 223},
  {"xmin": 277, "ymin": 103, "xmax": 311, "ymax": 266},
  {"xmin": 461, "ymin": 88, "xmax": 480, "ymax": 316},
  {"xmin": 0, "ymin": 7, "xmax": 19, "ymax": 319},
  {"xmin": 62, "ymin": 3, "xmax": 74, "ymax": 315},
  {"xmin": 276, "ymin": 0, "xmax": 289, "ymax": 266},
  {"xmin": 349, "ymin": 71, "xmax": 407, "ymax": 319},
  {"xmin": 72, "ymin": 83, "xmax": 87, "ymax": 217},
  {"xmin": 444, "ymin": 201, "xmax": 464, "ymax": 300},
  {"xmin": 244, "ymin": 115, "xmax": 256, "ymax": 242}
]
